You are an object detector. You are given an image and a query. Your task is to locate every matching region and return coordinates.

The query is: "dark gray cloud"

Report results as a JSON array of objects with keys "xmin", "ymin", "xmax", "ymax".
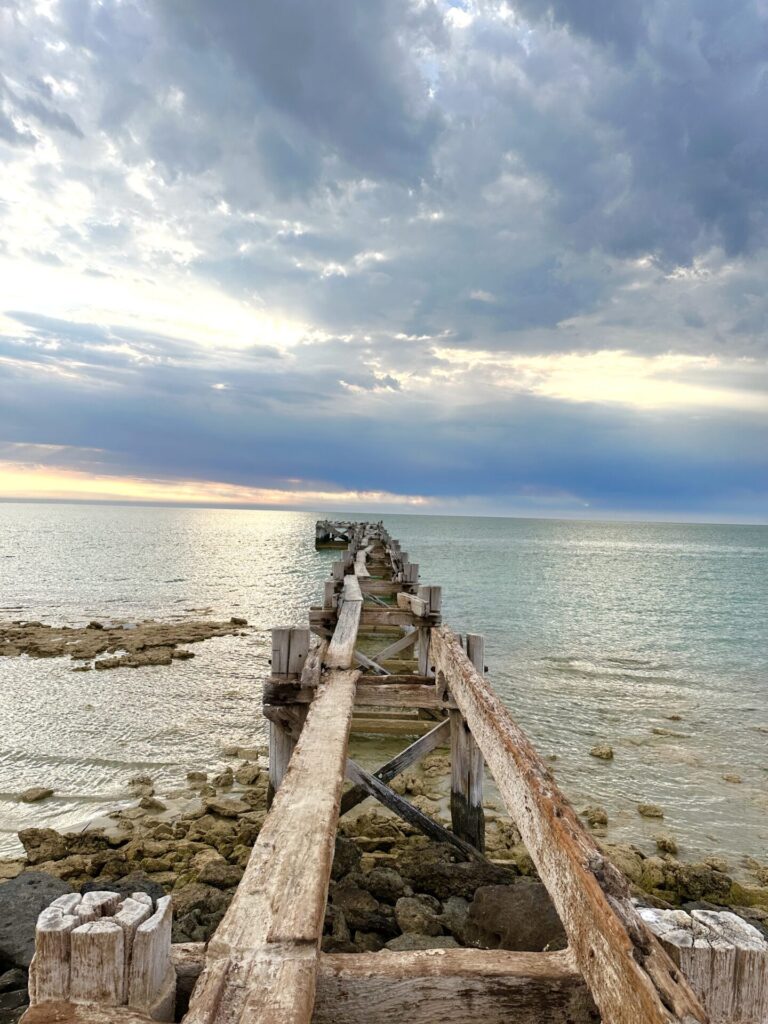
[{"xmin": 0, "ymin": 0, "xmax": 766, "ymax": 519}]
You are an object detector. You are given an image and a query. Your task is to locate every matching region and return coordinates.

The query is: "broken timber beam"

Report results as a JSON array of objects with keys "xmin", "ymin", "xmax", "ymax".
[{"xmin": 430, "ymin": 625, "xmax": 708, "ymax": 1024}]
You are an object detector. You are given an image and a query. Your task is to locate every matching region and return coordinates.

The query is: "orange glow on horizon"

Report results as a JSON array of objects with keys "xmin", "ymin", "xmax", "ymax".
[{"xmin": 0, "ymin": 461, "xmax": 431, "ymax": 509}]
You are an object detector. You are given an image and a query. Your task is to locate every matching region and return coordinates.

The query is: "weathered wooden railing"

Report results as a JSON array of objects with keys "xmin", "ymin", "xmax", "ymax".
[{"xmin": 22, "ymin": 521, "xmax": 768, "ymax": 1024}]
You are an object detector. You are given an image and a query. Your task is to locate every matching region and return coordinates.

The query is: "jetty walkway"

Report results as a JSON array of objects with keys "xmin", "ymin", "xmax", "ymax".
[{"xmin": 21, "ymin": 523, "xmax": 768, "ymax": 1023}]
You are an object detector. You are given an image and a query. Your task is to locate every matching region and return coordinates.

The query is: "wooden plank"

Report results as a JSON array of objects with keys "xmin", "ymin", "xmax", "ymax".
[
  {"xmin": 360, "ymin": 608, "xmax": 421, "ymax": 627},
  {"xmin": 325, "ymin": 579, "xmax": 363, "ymax": 669},
  {"xmin": 271, "ymin": 628, "xmax": 310, "ymax": 677},
  {"xmin": 345, "ymin": 760, "xmax": 482, "ymax": 861},
  {"xmin": 350, "ymin": 717, "xmax": 437, "ymax": 737},
  {"xmin": 184, "ymin": 668, "xmax": 360, "ymax": 1024},
  {"xmin": 430, "ymin": 626, "xmax": 707, "ymax": 1024},
  {"xmin": 396, "ymin": 592, "xmax": 428, "ymax": 617},
  {"xmin": 450, "ymin": 634, "xmax": 485, "ymax": 851},
  {"xmin": 340, "ymin": 719, "xmax": 450, "ymax": 815},
  {"xmin": 21, "ymin": 1004, "xmax": 156, "ymax": 1024},
  {"xmin": 301, "ymin": 640, "xmax": 328, "ymax": 687},
  {"xmin": 264, "ymin": 682, "xmax": 444, "ymax": 709},
  {"xmin": 314, "ymin": 948, "xmax": 597, "ymax": 1024},
  {"xmin": 352, "ymin": 649, "xmax": 390, "ymax": 676}
]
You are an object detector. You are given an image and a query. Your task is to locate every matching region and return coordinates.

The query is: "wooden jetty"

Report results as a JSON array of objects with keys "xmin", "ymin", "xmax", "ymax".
[{"xmin": 22, "ymin": 521, "xmax": 768, "ymax": 1024}]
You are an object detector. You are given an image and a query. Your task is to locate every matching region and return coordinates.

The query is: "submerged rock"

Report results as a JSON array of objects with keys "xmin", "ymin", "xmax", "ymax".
[
  {"xmin": 590, "ymin": 744, "xmax": 614, "ymax": 760},
  {"xmin": 637, "ymin": 802, "xmax": 664, "ymax": 818},
  {"xmin": 19, "ymin": 787, "xmax": 53, "ymax": 804}
]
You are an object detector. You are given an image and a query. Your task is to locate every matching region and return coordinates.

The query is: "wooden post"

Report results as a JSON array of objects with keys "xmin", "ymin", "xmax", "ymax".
[
  {"xmin": 268, "ymin": 627, "xmax": 311, "ymax": 803},
  {"xmin": 641, "ymin": 907, "xmax": 768, "ymax": 1024},
  {"xmin": 450, "ymin": 634, "xmax": 486, "ymax": 851},
  {"xmin": 28, "ymin": 892, "xmax": 174, "ymax": 1021},
  {"xmin": 416, "ymin": 586, "xmax": 441, "ymax": 676},
  {"xmin": 323, "ymin": 580, "xmax": 337, "ymax": 610}
]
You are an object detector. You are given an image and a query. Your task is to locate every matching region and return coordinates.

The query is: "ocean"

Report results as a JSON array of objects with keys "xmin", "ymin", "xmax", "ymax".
[{"xmin": 1, "ymin": 503, "xmax": 766, "ymax": 868}]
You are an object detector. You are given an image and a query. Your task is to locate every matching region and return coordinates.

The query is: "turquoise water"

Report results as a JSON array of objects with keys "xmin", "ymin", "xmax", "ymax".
[{"xmin": 1, "ymin": 503, "xmax": 766, "ymax": 868}]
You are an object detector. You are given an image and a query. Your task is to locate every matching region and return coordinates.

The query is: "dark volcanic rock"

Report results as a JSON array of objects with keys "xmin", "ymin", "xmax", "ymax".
[
  {"xmin": 81, "ymin": 873, "xmax": 166, "ymax": 903},
  {"xmin": 0, "ymin": 872, "xmax": 73, "ymax": 968},
  {"xmin": 469, "ymin": 880, "xmax": 567, "ymax": 952}
]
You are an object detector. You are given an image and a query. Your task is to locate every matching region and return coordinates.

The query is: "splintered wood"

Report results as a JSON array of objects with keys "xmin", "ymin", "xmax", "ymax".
[{"xmin": 28, "ymin": 891, "xmax": 174, "ymax": 1021}]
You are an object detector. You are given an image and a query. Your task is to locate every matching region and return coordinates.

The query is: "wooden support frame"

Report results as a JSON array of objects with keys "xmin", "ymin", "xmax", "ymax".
[
  {"xmin": 340, "ymin": 719, "xmax": 450, "ymax": 815},
  {"xmin": 431, "ymin": 626, "xmax": 707, "ymax": 1024}
]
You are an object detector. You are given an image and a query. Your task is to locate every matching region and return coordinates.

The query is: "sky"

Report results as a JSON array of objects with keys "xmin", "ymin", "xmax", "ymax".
[{"xmin": 0, "ymin": 0, "xmax": 766, "ymax": 522}]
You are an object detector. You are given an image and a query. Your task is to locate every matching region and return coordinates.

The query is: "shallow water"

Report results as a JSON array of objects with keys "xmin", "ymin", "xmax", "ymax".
[{"xmin": 1, "ymin": 504, "xmax": 766, "ymax": 867}]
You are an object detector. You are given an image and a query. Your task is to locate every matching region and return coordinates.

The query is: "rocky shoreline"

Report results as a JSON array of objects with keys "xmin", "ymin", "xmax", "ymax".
[
  {"xmin": 0, "ymin": 617, "xmax": 249, "ymax": 670},
  {"xmin": 2, "ymin": 748, "xmax": 768, "ymax": 1022}
]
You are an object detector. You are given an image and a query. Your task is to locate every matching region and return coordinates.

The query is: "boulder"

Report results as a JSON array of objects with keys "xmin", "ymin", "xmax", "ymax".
[
  {"xmin": 395, "ymin": 895, "xmax": 443, "ymax": 936},
  {"xmin": 590, "ymin": 745, "xmax": 614, "ymax": 760},
  {"xmin": 0, "ymin": 872, "xmax": 73, "ymax": 968},
  {"xmin": 81, "ymin": 873, "xmax": 166, "ymax": 903},
  {"xmin": 17, "ymin": 828, "xmax": 68, "ymax": 865},
  {"xmin": 398, "ymin": 842, "xmax": 518, "ymax": 899},
  {"xmin": 654, "ymin": 834, "xmax": 678, "ymax": 855},
  {"xmin": 330, "ymin": 878, "xmax": 396, "ymax": 934},
  {"xmin": 637, "ymin": 803, "xmax": 664, "ymax": 819},
  {"xmin": 469, "ymin": 881, "xmax": 567, "ymax": 952},
  {"xmin": 234, "ymin": 762, "xmax": 261, "ymax": 786},
  {"xmin": 354, "ymin": 930, "xmax": 385, "ymax": 952},
  {"xmin": 203, "ymin": 797, "xmax": 250, "ymax": 818},
  {"xmin": 439, "ymin": 895, "xmax": 481, "ymax": 946},
  {"xmin": 361, "ymin": 866, "xmax": 406, "ymax": 903},
  {"xmin": 19, "ymin": 788, "xmax": 53, "ymax": 804},
  {"xmin": 582, "ymin": 806, "xmax": 608, "ymax": 827},
  {"xmin": 331, "ymin": 838, "xmax": 361, "ymax": 881}
]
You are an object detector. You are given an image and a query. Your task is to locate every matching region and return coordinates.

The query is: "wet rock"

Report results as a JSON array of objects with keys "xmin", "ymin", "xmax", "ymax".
[
  {"xmin": 332, "ymin": 838, "xmax": 361, "ymax": 881},
  {"xmin": 0, "ymin": 970, "xmax": 27, "ymax": 994},
  {"xmin": 87, "ymin": 621, "xmax": 104, "ymax": 630},
  {"xmin": 0, "ymin": 862, "xmax": 23, "ymax": 882},
  {"xmin": 385, "ymin": 934, "xmax": 459, "ymax": 951},
  {"xmin": 211, "ymin": 768, "xmax": 234, "ymax": 789},
  {"xmin": 203, "ymin": 797, "xmax": 250, "ymax": 818},
  {"xmin": 0, "ymin": 872, "xmax": 73, "ymax": 968},
  {"xmin": 637, "ymin": 803, "xmax": 664, "ymax": 818},
  {"xmin": 362, "ymin": 866, "xmax": 406, "ymax": 903},
  {"xmin": 439, "ymin": 895, "xmax": 481, "ymax": 946},
  {"xmin": 729, "ymin": 882, "xmax": 768, "ymax": 911},
  {"xmin": 234, "ymin": 762, "xmax": 261, "ymax": 786},
  {"xmin": 139, "ymin": 796, "xmax": 166, "ymax": 812},
  {"xmin": 230, "ymin": 617, "xmax": 248, "ymax": 626},
  {"xmin": 395, "ymin": 895, "xmax": 443, "ymax": 936},
  {"xmin": 18, "ymin": 828, "xmax": 68, "ymax": 865},
  {"xmin": 603, "ymin": 843, "xmax": 645, "ymax": 886},
  {"xmin": 322, "ymin": 909, "xmax": 355, "ymax": 954},
  {"xmin": 590, "ymin": 744, "xmax": 614, "ymax": 760},
  {"xmin": 81, "ymin": 873, "xmax": 166, "ymax": 902},
  {"xmin": 19, "ymin": 787, "xmax": 53, "ymax": 804},
  {"xmin": 354, "ymin": 930, "xmax": 385, "ymax": 952},
  {"xmin": 331, "ymin": 877, "xmax": 395, "ymax": 934},
  {"xmin": 398, "ymin": 842, "xmax": 518, "ymax": 900},
  {"xmin": 469, "ymin": 880, "xmax": 567, "ymax": 952},
  {"xmin": 654, "ymin": 834, "xmax": 678, "ymax": 855},
  {"xmin": 187, "ymin": 771, "xmax": 208, "ymax": 787},
  {"xmin": 582, "ymin": 806, "xmax": 608, "ymax": 827},
  {"xmin": 723, "ymin": 773, "xmax": 743, "ymax": 784},
  {"xmin": 171, "ymin": 649, "xmax": 194, "ymax": 660}
]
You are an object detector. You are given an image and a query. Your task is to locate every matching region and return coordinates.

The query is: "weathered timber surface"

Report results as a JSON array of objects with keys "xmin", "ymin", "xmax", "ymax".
[
  {"xmin": 641, "ymin": 908, "xmax": 768, "ymax": 1023},
  {"xmin": 450, "ymin": 633, "xmax": 486, "ymax": 850},
  {"xmin": 22, "ymin": 1004, "xmax": 155, "ymax": 1024},
  {"xmin": 340, "ymin": 718, "xmax": 450, "ymax": 815},
  {"xmin": 313, "ymin": 949, "xmax": 599, "ymax": 1024},
  {"xmin": 325, "ymin": 578, "xmax": 363, "ymax": 669},
  {"xmin": 431, "ymin": 626, "xmax": 708, "ymax": 1024},
  {"xmin": 184, "ymin": 667, "xmax": 360, "ymax": 1024},
  {"xmin": 264, "ymin": 681, "xmax": 444, "ymax": 709}
]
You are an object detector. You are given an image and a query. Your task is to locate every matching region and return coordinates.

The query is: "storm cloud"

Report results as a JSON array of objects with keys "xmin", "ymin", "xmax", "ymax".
[{"xmin": 0, "ymin": 0, "xmax": 766, "ymax": 519}]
